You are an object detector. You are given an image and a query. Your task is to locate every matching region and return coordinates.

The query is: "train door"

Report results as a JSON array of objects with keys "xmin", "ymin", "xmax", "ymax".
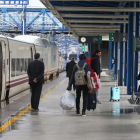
[
  {"xmin": 30, "ymin": 45, "xmax": 36, "ymax": 61},
  {"xmin": 0, "ymin": 43, "xmax": 2, "ymax": 100},
  {"xmin": 0, "ymin": 40, "xmax": 9, "ymax": 101}
]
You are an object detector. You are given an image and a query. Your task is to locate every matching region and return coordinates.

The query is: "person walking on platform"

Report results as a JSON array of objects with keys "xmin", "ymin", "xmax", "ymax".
[
  {"xmin": 27, "ymin": 53, "xmax": 44, "ymax": 111},
  {"xmin": 91, "ymin": 50, "xmax": 102, "ymax": 104},
  {"xmin": 67, "ymin": 54, "xmax": 89, "ymax": 116},
  {"xmin": 66, "ymin": 57, "xmax": 76, "ymax": 90}
]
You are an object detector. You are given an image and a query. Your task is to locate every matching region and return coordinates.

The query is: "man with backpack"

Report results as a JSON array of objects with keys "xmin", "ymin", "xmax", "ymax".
[
  {"xmin": 91, "ymin": 50, "xmax": 102, "ymax": 104},
  {"xmin": 67, "ymin": 54, "xmax": 89, "ymax": 116}
]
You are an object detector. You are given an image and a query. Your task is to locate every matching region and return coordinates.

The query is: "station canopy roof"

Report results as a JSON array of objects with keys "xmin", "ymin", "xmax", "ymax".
[{"xmin": 40, "ymin": 0, "xmax": 140, "ymax": 39}]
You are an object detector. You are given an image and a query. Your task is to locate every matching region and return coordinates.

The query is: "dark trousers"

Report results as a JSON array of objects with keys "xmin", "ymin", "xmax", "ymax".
[
  {"xmin": 69, "ymin": 77, "xmax": 76, "ymax": 90},
  {"xmin": 76, "ymin": 85, "xmax": 88, "ymax": 112},
  {"xmin": 30, "ymin": 83, "xmax": 42, "ymax": 109}
]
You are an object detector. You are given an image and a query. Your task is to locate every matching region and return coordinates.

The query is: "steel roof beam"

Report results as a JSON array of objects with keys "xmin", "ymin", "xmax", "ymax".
[
  {"xmin": 77, "ymin": 33, "xmax": 109, "ymax": 36},
  {"xmin": 65, "ymin": 19, "xmax": 128, "ymax": 23},
  {"xmin": 40, "ymin": 0, "xmax": 78, "ymax": 38},
  {"xmin": 50, "ymin": 0, "xmax": 140, "ymax": 1},
  {"xmin": 75, "ymin": 30, "xmax": 115, "ymax": 33},
  {"xmin": 61, "ymin": 14, "xmax": 128, "ymax": 19},
  {"xmin": 73, "ymin": 28, "xmax": 119, "ymax": 30},
  {"xmin": 55, "ymin": 7, "xmax": 140, "ymax": 12},
  {"xmin": 69, "ymin": 24, "xmax": 120, "ymax": 28}
]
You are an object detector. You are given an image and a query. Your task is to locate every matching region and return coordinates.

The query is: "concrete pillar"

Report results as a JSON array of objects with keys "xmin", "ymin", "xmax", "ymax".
[
  {"xmin": 127, "ymin": 2, "xmax": 133, "ymax": 95},
  {"xmin": 134, "ymin": 2, "xmax": 139, "ymax": 92}
]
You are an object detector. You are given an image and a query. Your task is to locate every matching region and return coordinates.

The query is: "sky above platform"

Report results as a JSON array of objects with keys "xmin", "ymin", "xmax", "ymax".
[
  {"xmin": 0, "ymin": 0, "xmax": 45, "ymax": 8},
  {"xmin": 28, "ymin": 0, "xmax": 45, "ymax": 8}
]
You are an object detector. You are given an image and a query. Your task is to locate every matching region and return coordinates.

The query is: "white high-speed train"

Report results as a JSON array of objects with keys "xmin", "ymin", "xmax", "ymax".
[{"xmin": 0, "ymin": 35, "xmax": 59, "ymax": 101}]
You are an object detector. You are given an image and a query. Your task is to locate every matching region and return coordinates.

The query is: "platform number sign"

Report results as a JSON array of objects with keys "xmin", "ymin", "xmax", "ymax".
[
  {"xmin": 119, "ymin": 33, "xmax": 128, "ymax": 42},
  {"xmin": 109, "ymin": 33, "xmax": 128, "ymax": 42}
]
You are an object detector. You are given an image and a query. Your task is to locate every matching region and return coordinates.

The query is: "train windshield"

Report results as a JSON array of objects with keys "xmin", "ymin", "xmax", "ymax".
[{"xmin": 69, "ymin": 54, "xmax": 77, "ymax": 61}]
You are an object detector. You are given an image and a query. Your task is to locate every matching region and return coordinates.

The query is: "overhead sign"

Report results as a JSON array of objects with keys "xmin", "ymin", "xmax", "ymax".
[
  {"xmin": 82, "ymin": 45, "xmax": 85, "ymax": 52},
  {"xmin": 119, "ymin": 33, "xmax": 128, "ymax": 42},
  {"xmin": 85, "ymin": 45, "xmax": 88, "ymax": 52},
  {"xmin": 79, "ymin": 36, "xmax": 102, "ymax": 44},
  {"xmin": 109, "ymin": 33, "xmax": 128, "ymax": 42},
  {"xmin": 134, "ymin": 37, "xmax": 140, "ymax": 51},
  {"xmin": 98, "ymin": 36, "xmax": 102, "ymax": 44},
  {"xmin": 109, "ymin": 33, "xmax": 119, "ymax": 42}
]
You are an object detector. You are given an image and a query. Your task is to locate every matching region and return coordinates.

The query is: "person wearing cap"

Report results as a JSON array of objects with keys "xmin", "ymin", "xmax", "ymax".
[
  {"xmin": 27, "ymin": 53, "xmax": 44, "ymax": 111},
  {"xmin": 91, "ymin": 50, "xmax": 102, "ymax": 104},
  {"xmin": 66, "ymin": 57, "xmax": 76, "ymax": 90}
]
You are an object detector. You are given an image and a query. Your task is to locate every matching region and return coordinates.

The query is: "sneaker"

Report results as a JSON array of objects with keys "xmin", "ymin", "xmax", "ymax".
[
  {"xmin": 97, "ymin": 100, "xmax": 101, "ymax": 104},
  {"xmin": 82, "ymin": 111, "xmax": 86, "ymax": 117},
  {"xmin": 76, "ymin": 111, "xmax": 80, "ymax": 116},
  {"xmin": 31, "ymin": 108, "xmax": 39, "ymax": 111}
]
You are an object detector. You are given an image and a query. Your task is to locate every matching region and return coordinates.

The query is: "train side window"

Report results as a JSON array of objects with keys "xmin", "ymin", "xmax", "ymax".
[
  {"xmin": 11, "ymin": 59, "xmax": 15, "ymax": 77},
  {"xmin": 25, "ymin": 58, "xmax": 28, "ymax": 72},
  {"xmin": 40, "ymin": 58, "xmax": 43, "ymax": 62},
  {"xmin": 28, "ymin": 58, "xmax": 31, "ymax": 64},
  {"xmin": 16, "ymin": 59, "xmax": 20, "ymax": 76},
  {"xmin": 21, "ymin": 59, "xmax": 25, "ymax": 75}
]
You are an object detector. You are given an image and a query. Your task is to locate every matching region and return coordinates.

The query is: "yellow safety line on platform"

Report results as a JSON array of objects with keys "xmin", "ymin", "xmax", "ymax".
[{"xmin": 0, "ymin": 78, "xmax": 67, "ymax": 133}]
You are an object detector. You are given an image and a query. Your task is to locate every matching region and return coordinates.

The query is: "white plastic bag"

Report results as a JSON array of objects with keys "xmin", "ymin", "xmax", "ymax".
[{"xmin": 60, "ymin": 90, "xmax": 76, "ymax": 110}]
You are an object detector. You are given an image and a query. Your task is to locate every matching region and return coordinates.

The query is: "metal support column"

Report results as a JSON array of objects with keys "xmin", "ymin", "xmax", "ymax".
[
  {"xmin": 112, "ymin": 42, "xmax": 115, "ymax": 68},
  {"xmin": 109, "ymin": 41, "xmax": 113, "ymax": 70},
  {"xmin": 134, "ymin": 2, "xmax": 139, "ymax": 92},
  {"xmin": 22, "ymin": 5, "xmax": 27, "ymax": 35},
  {"xmin": 127, "ymin": 2, "xmax": 133, "ymax": 95},
  {"xmin": 77, "ymin": 44, "xmax": 80, "ymax": 62},
  {"xmin": 119, "ymin": 24, "xmax": 123, "ymax": 86},
  {"xmin": 112, "ymin": 42, "xmax": 114, "ymax": 58},
  {"xmin": 114, "ymin": 42, "xmax": 118, "ymax": 76},
  {"xmin": 65, "ymin": 35, "xmax": 67, "ymax": 64},
  {"xmin": 124, "ymin": 24, "xmax": 128, "ymax": 86},
  {"xmin": 3, "ymin": 12, "xmax": 5, "ymax": 30},
  {"xmin": 42, "ymin": 9, "xmax": 45, "ymax": 31}
]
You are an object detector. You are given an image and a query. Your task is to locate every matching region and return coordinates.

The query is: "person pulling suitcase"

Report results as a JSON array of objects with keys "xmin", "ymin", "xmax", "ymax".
[{"xmin": 91, "ymin": 50, "xmax": 102, "ymax": 104}]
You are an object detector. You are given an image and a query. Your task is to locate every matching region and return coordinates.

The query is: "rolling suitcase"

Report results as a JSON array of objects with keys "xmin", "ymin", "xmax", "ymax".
[
  {"xmin": 87, "ymin": 92, "xmax": 97, "ymax": 111},
  {"xmin": 110, "ymin": 87, "xmax": 120, "ymax": 101},
  {"xmin": 109, "ymin": 74, "xmax": 120, "ymax": 102}
]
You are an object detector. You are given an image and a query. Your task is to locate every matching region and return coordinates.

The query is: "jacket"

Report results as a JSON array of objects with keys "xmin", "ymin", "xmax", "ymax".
[
  {"xmin": 68, "ymin": 60, "xmax": 89, "ymax": 88},
  {"xmin": 27, "ymin": 60, "xmax": 44, "ymax": 84},
  {"xmin": 66, "ymin": 61, "xmax": 76, "ymax": 78},
  {"xmin": 91, "ymin": 54, "xmax": 101, "ymax": 78}
]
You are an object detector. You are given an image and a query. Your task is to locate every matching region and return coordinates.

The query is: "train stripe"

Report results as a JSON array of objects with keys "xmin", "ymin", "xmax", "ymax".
[
  {"xmin": 6, "ymin": 69, "xmax": 59, "ymax": 88},
  {"xmin": 6, "ymin": 69, "xmax": 59, "ymax": 84}
]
